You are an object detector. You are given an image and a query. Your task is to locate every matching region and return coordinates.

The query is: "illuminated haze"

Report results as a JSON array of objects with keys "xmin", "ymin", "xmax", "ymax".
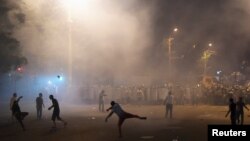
[
  {"xmin": 1, "ymin": 0, "xmax": 250, "ymax": 102},
  {"xmin": 15, "ymin": 0, "xmax": 155, "ymax": 86}
]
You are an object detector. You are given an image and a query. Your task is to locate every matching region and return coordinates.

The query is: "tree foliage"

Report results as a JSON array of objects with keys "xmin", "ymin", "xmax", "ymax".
[{"xmin": 0, "ymin": 0, "xmax": 27, "ymax": 73}]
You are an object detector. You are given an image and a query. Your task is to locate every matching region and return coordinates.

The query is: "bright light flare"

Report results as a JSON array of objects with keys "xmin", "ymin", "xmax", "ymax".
[
  {"xmin": 61, "ymin": 0, "xmax": 92, "ymax": 15},
  {"xmin": 17, "ymin": 67, "xmax": 22, "ymax": 71},
  {"xmin": 62, "ymin": 0, "xmax": 86, "ymax": 10},
  {"xmin": 217, "ymin": 70, "xmax": 222, "ymax": 75},
  {"xmin": 208, "ymin": 43, "xmax": 213, "ymax": 47},
  {"xmin": 48, "ymin": 80, "xmax": 52, "ymax": 85},
  {"xmin": 60, "ymin": 0, "xmax": 98, "ymax": 22},
  {"xmin": 173, "ymin": 27, "xmax": 178, "ymax": 32},
  {"xmin": 16, "ymin": 66, "xmax": 24, "ymax": 73}
]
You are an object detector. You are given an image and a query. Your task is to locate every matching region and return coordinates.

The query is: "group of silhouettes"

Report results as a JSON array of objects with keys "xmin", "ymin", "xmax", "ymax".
[
  {"xmin": 10, "ymin": 93, "xmax": 67, "ymax": 131},
  {"xmin": 225, "ymin": 96, "xmax": 249, "ymax": 125},
  {"xmin": 10, "ymin": 92, "xmax": 146, "ymax": 137}
]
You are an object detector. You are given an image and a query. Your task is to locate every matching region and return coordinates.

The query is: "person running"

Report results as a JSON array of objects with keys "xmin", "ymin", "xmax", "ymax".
[
  {"xmin": 225, "ymin": 97, "xmax": 236, "ymax": 125},
  {"xmin": 48, "ymin": 95, "xmax": 67, "ymax": 128},
  {"xmin": 99, "ymin": 90, "xmax": 106, "ymax": 112},
  {"xmin": 164, "ymin": 91, "xmax": 174, "ymax": 118},
  {"xmin": 236, "ymin": 96, "xmax": 249, "ymax": 125},
  {"xmin": 105, "ymin": 101, "xmax": 147, "ymax": 138},
  {"xmin": 11, "ymin": 96, "xmax": 29, "ymax": 131},
  {"xmin": 10, "ymin": 93, "xmax": 17, "ymax": 122},
  {"xmin": 36, "ymin": 93, "xmax": 45, "ymax": 120}
]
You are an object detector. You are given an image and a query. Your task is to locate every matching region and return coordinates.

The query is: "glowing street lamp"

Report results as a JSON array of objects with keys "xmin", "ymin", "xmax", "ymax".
[
  {"xmin": 61, "ymin": 0, "xmax": 89, "ymax": 15},
  {"xmin": 193, "ymin": 44, "xmax": 196, "ymax": 48},
  {"xmin": 173, "ymin": 27, "xmax": 178, "ymax": 32}
]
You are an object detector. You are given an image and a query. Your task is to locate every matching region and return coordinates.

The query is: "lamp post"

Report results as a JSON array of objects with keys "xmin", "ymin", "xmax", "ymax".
[
  {"xmin": 167, "ymin": 37, "xmax": 174, "ymax": 82},
  {"xmin": 61, "ymin": 0, "xmax": 89, "ymax": 94},
  {"xmin": 62, "ymin": 0, "xmax": 76, "ymax": 94},
  {"xmin": 67, "ymin": 8, "xmax": 72, "ymax": 92},
  {"xmin": 166, "ymin": 27, "xmax": 178, "ymax": 82},
  {"xmin": 202, "ymin": 43, "xmax": 215, "ymax": 76}
]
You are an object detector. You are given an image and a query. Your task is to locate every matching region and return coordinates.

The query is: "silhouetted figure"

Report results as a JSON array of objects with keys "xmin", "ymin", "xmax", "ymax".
[
  {"xmin": 105, "ymin": 101, "xmax": 147, "ymax": 138},
  {"xmin": 36, "ymin": 93, "xmax": 45, "ymax": 120},
  {"xmin": 12, "ymin": 96, "xmax": 29, "ymax": 131},
  {"xmin": 48, "ymin": 95, "xmax": 67, "ymax": 128},
  {"xmin": 225, "ymin": 98, "xmax": 236, "ymax": 125},
  {"xmin": 99, "ymin": 90, "xmax": 106, "ymax": 112},
  {"xmin": 164, "ymin": 91, "xmax": 173, "ymax": 118},
  {"xmin": 137, "ymin": 88, "xmax": 143, "ymax": 102},
  {"xmin": 10, "ymin": 93, "xmax": 17, "ymax": 122},
  {"xmin": 236, "ymin": 97, "xmax": 249, "ymax": 125}
]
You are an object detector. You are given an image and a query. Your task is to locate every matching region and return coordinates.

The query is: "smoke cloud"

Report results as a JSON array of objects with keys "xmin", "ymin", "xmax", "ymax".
[{"xmin": 13, "ymin": 0, "xmax": 155, "ymax": 86}]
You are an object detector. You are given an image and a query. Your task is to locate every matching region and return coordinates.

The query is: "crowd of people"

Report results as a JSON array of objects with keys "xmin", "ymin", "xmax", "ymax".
[{"xmin": 80, "ymin": 82, "xmax": 250, "ymax": 106}]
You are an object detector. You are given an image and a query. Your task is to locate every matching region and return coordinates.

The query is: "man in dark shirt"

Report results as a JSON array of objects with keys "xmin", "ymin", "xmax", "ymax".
[
  {"xmin": 225, "ymin": 98, "xmax": 236, "ymax": 125},
  {"xmin": 48, "ymin": 95, "xmax": 67, "ymax": 128},
  {"xmin": 12, "ymin": 96, "xmax": 29, "ymax": 131},
  {"xmin": 36, "ymin": 93, "xmax": 45, "ymax": 120},
  {"xmin": 10, "ymin": 93, "xmax": 17, "ymax": 122},
  {"xmin": 236, "ymin": 96, "xmax": 249, "ymax": 125}
]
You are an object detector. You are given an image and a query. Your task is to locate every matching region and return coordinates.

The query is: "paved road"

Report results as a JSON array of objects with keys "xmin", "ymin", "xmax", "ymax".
[{"xmin": 0, "ymin": 104, "xmax": 249, "ymax": 141}]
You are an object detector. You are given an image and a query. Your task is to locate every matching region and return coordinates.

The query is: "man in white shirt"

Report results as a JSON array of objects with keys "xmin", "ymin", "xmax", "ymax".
[
  {"xmin": 105, "ymin": 101, "xmax": 147, "ymax": 138},
  {"xmin": 164, "ymin": 91, "xmax": 174, "ymax": 118}
]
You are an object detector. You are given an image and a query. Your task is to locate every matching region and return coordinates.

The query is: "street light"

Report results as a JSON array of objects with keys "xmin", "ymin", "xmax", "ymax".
[
  {"xmin": 61, "ymin": 0, "xmax": 90, "ymax": 16},
  {"xmin": 202, "ymin": 43, "xmax": 216, "ymax": 76},
  {"xmin": 61, "ymin": 0, "xmax": 89, "ymax": 93},
  {"xmin": 166, "ymin": 27, "xmax": 178, "ymax": 82},
  {"xmin": 173, "ymin": 27, "xmax": 178, "ymax": 32},
  {"xmin": 193, "ymin": 44, "xmax": 196, "ymax": 48}
]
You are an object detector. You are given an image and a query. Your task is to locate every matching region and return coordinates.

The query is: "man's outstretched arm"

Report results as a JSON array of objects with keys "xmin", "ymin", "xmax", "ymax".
[
  {"xmin": 243, "ymin": 104, "xmax": 249, "ymax": 111},
  {"xmin": 17, "ymin": 96, "xmax": 23, "ymax": 102},
  {"xmin": 48, "ymin": 103, "xmax": 54, "ymax": 110},
  {"xmin": 106, "ymin": 106, "xmax": 112, "ymax": 112},
  {"xmin": 225, "ymin": 109, "xmax": 230, "ymax": 117}
]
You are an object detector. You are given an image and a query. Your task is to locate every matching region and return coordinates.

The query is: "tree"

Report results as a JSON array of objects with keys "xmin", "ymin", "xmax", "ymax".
[{"xmin": 0, "ymin": 0, "xmax": 27, "ymax": 73}]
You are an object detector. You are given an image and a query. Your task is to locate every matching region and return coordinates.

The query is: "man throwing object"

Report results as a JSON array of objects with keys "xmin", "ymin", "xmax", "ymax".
[{"xmin": 105, "ymin": 101, "xmax": 147, "ymax": 137}]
